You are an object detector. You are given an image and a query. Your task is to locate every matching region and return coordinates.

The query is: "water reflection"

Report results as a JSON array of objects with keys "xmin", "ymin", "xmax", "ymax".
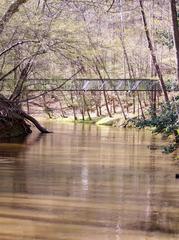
[{"xmin": 0, "ymin": 122, "xmax": 178, "ymax": 240}]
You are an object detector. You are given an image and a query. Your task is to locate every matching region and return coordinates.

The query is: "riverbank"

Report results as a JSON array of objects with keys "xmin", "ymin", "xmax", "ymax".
[{"xmin": 33, "ymin": 112, "xmax": 136, "ymax": 126}]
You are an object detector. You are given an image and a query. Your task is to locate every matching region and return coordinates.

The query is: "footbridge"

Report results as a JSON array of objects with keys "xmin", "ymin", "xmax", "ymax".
[{"xmin": 26, "ymin": 78, "xmax": 164, "ymax": 92}]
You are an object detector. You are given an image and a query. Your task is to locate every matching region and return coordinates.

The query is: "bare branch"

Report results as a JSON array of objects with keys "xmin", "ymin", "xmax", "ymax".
[
  {"xmin": 20, "ymin": 68, "xmax": 83, "ymax": 103},
  {"xmin": 0, "ymin": 0, "xmax": 30, "ymax": 35},
  {"xmin": 107, "ymin": 0, "xmax": 116, "ymax": 12},
  {"xmin": 0, "ymin": 40, "xmax": 40, "ymax": 58}
]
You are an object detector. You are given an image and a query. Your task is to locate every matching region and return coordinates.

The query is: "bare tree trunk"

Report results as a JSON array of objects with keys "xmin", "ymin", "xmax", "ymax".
[
  {"xmin": 21, "ymin": 110, "xmax": 51, "ymax": 133},
  {"xmin": 79, "ymin": 92, "xmax": 85, "ymax": 121},
  {"xmin": 137, "ymin": 91, "xmax": 145, "ymax": 120},
  {"xmin": 170, "ymin": 0, "xmax": 179, "ymax": 83},
  {"xmin": 139, "ymin": 0, "xmax": 169, "ymax": 103},
  {"xmin": 92, "ymin": 91, "xmax": 100, "ymax": 117},
  {"xmin": 112, "ymin": 97, "xmax": 116, "ymax": 114},
  {"xmin": 125, "ymin": 93, "xmax": 129, "ymax": 113},
  {"xmin": 42, "ymin": 95, "xmax": 53, "ymax": 119},
  {"xmin": 51, "ymin": 92, "xmax": 66, "ymax": 118},
  {"xmin": 152, "ymin": 85, "xmax": 157, "ymax": 117},
  {"xmin": 0, "ymin": 0, "xmax": 29, "ymax": 35},
  {"xmin": 82, "ymin": 91, "xmax": 92, "ymax": 120},
  {"xmin": 26, "ymin": 92, "xmax": 30, "ymax": 114},
  {"xmin": 10, "ymin": 60, "xmax": 32, "ymax": 101},
  {"xmin": 98, "ymin": 56, "xmax": 127, "ymax": 119},
  {"xmin": 95, "ymin": 65, "xmax": 112, "ymax": 117},
  {"xmin": 116, "ymin": 92, "xmax": 127, "ymax": 120},
  {"xmin": 133, "ymin": 93, "xmax": 136, "ymax": 114},
  {"xmin": 102, "ymin": 87, "xmax": 112, "ymax": 118},
  {"xmin": 70, "ymin": 92, "xmax": 78, "ymax": 120},
  {"xmin": 58, "ymin": 93, "xmax": 66, "ymax": 118}
]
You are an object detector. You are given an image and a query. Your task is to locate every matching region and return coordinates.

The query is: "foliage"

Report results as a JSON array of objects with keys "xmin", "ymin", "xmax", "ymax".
[
  {"xmin": 162, "ymin": 143, "xmax": 177, "ymax": 154},
  {"xmin": 130, "ymin": 101, "xmax": 179, "ymax": 153},
  {"xmin": 133, "ymin": 102, "xmax": 178, "ymax": 134},
  {"xmin": 155, "ymin": 30, "xmax": 174, "ymax": 49},
  {"xmin": 165, "ymin": 79, "xmax": 177, "ymax": 90}
]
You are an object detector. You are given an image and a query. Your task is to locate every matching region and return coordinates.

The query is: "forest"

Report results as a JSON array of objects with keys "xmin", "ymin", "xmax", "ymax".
[
  {"xmin": 0, "ymin": 0, "xmax": 179, "ymax": 145},
  {"xmin": 0, "ymin": 1, "xmax": 179, "ymax": 240},
  {"xmin": 0, "ymin": 0, "xmax": 178, "ymax": 154}
]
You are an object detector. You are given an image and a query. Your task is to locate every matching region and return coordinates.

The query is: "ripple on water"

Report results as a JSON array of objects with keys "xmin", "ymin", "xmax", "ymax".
[{"xmin": 0, "ymin": 123, "xmax": 178, "ymax": 240}]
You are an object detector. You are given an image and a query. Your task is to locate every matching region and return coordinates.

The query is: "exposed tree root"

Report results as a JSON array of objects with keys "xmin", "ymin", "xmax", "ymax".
[
  {"xmin": 0, "ymin": 94, "xmax": 51, "ymax": 137},
  {"xmin": 21, "ymin": 110, "xmax": 51, "ymax": 133}
]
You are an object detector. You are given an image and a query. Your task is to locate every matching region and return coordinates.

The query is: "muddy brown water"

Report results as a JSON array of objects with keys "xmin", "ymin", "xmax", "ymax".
[{"xmin": 0, "ymin": 122, "xmax": 178, "ymax": 240}]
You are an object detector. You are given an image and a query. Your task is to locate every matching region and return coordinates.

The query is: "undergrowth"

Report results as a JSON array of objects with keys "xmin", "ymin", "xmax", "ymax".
[{"xmin": 129, "ymin": 101, "xmax": 179, "ymax": 153}]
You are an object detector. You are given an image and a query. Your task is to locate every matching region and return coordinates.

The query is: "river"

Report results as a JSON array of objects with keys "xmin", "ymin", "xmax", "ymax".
[{"xmin": 0, "ymin": 122, "xmax": 178, "ymax": 240}]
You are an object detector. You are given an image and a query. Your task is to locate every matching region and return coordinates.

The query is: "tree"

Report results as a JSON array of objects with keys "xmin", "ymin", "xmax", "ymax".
[
  {"xmin": 0, "ymin": 0, "xmax": 29, "ymax": 35},
  {"xmin": 170, "ymin": 0, "xmax": 179, "ymax": 83},
  {"xmin": 139, "ymin": 0, "xmax": 169, "ymax": 103},
  {"xmin": 0, "ymin": 0, "xmax": 50, "ymax": 135}
]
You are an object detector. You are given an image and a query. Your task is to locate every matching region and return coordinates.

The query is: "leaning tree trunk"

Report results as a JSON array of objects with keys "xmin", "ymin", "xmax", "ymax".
[
  {"xmin": 139, "ymin": 0, "xmax": 169, "ymax": 103},
  {"xmin": 20, "ymin": 110, "xmax": 51, "ymax": 133},
  {"xmin": 0, "ymin": 0, "xmax": 29, "ymax": 35},
  {"xmin": 95, "ymin": 65, "xmax": 112, "ymax": 118},
  {"xmin": 170, "ymin": 0, "xmax": 179, "ymax": 83}
]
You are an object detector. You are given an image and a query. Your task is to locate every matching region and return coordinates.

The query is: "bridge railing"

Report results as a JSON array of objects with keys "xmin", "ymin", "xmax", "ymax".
[
  {"xmin": 26, "ymin": 78, "xmax": 161, "ymax": 91},
  {"xmin": 2, "ymin": 78, "xmax": 179, "ymax": 92}
]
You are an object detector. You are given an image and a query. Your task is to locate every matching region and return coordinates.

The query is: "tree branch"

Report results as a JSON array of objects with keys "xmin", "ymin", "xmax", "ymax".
[
  {"xmin": 20, "ymin": 68, "xmax": 83, "ymax": 103},
  {"xmin": 0, "ymin": 40, "xmax": 40, "ymax": 58},
  {"xmin": 0, "ymin": 0, "xmax": 30, "ymax": 35}
]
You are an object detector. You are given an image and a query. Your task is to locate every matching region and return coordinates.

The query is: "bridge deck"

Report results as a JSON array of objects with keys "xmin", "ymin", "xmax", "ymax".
[
  {"xmin": 4, "ymin": 78, "xmax": 177, "ymax": 92},
  {"xmin": 26, "ymin": 78, "xmax": 161, "ymax": 92}
]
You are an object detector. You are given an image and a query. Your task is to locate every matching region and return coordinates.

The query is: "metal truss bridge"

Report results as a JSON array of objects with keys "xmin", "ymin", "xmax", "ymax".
[{"xmin": 26, "ymin": 78, "xmax": 163, "ymax": 92}]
